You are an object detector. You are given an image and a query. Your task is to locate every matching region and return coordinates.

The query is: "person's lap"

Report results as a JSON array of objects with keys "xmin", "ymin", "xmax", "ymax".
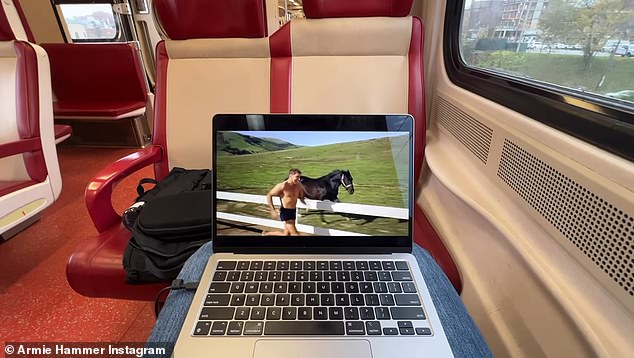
[{"xmin": 147, "ymin": 242, "xmax": 491, "ymax": 357}]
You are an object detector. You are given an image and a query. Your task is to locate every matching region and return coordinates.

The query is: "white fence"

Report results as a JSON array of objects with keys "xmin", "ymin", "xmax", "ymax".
[{"xmin": 216, "ymin": 191, "xmax": 408, "ymax": 236}]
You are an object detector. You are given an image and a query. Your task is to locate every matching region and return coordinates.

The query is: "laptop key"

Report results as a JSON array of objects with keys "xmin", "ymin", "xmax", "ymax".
[
  {"xmin": 303, "ymin": 261, "xmax": 316, "ymax": 270},
  {"xmin": 401, "ymin": 282, "xmax": 417, "ymax": 293},
  {"xmin": 395, "ymin": 294, "xmax": 422, "ymax": 306},
  {"xmin": 383, "ymin": 328, "xmax": 399, "ymax": 335},
  {"xmin": 360, "ymin": 307, "xmax": 375, "ymax": 320},
  {"xmin": 240, "ymin": 271, "xmax": 254, "ymax": 281},
  {"xmin": 382, "ymin": 261, "xmax": 395, "ymax": 270},
  {"xmin": 250, "ymin": 308, "xmax": 265, "ymax": 320},
  {"xmin": 199, "ymin": 307, "xmax": 235, "ymax": 320},
  {"xmin": 306, "ymin": 294, "xmax": 319, "ymax": 306},
  {"xmin": 373, "ymin": 282, "xmax": 387, "ymax": 293},
  {"xmin": 379, "ymin": 294, "xmax": 395, "ymax": 306},
  {"xmin": 193, "ymin": 321, "xmax": 211, "ymax": 335},
  {"xmin": 230, "ymin": 282, "xmax": 245, "ymax": 293},
  {"xmin": 268, "ymin": 271, "xmax": 282, "ymax": 281},
  {"xmin": 290, "ymin": 261, "xmax": 302, "ymax": 270},
  {"xmin": 303, "ymin": 282, "xmax": 316, "ymax": 293},
  {"xmin": 329, "ymin": 261, "xmax": 342, "ymax": 270},
  {"xmin": 266, "ymin": 307, "xmax": 281, "ymax": 320},
  {"xmin": 276, "ymin": 294, "xmax": 290, "ymax": 306},
  {"xmin": 244, "ymin": 322, "xmax": 264, "ymax": 335},
  {"xmin": 390, "ymin": 307, "xmax": 426, "ymax": 320},
  {"xmin": 346, "ymin": 321, "xmax": 365, "ymax": 335},
  {"xmin": 317, "ymin": 261, "xmax": 329, "ymax": 270},
  {"xmin": 329, "ymin": 307, "xmax": 343, "ymax": 320},
  {"xmin": 388, "ymin": 282, "xmax": 402, "ymax": 293},
  {"xmin": 254, "ymin": 272, "xmax": 267, "ymax": 281},
  {"xmin": 365, "ymin": 321, "xmax": 381, "ymax": 335},
  {"xmin": 291, "ymin": 294, "xmax": 305, "ymax": 306},
  {"xmin": 343, "ymin": 261, "xmax": 355, "ymax": 270},
  {"xmin": 317, "ymin": 282, "xmax": 330, "ymax": 293},
  {"xmin": 226, "ymin": 271, "xmax": 241, "ymax": 281},
  {"xmin": 324, "ymin": 271, "xmax": 337, "ymax": 281},
  {"xmin": 416, "ymin": 327, "xmax": 432, "ymax": 336},
  {"xmin": 321, "ymin": 294, "xmax": 334, "ymax": 306},
  {"xmin": 261, "ymin": 294, "xmax": 275, "ymax": 306},
  {"xmin": 397, "ymin": 321, "xmax": 413, "ymax": 328},
  {"xmin": 369, "ymin": 261, "xmax": 382, "ymax": 270},
  {"xmin": 399, "ymin": 327, "xmax": 415, "ymax": 335},
  {"xmin": 337, "ymin": 272, "xmax": 350, "ymax": 281},
  {"xmin": 375, "ymin": 307, "xmax": 391, "ymax": 320},
  {"xmin": 360, "ymin": 282, "xmax": 373, "ymax": 293},
  {"xmin": 395, "ymin": 261, "xmax": 409, "ymax": 270},
  {"xmin": 259, "ymin": 282, "xmax": 273, "ymax": 293},
  {"xmin": 298, "ymin": 307, "xmax": 312, "ymax": 320},
  {"xmin": 350, "ymin": 294, "xmax": 365, "ymax": 306},
  {"xmin": 335, "ymin": 294, "xmax": 349, "ymax": 306},
  {"xmin": 288, "ymin": 283, "xmax": 301, "ymax": 293},
  {"xmin": 264, "ymin": 322, "xmax": 345, "ymax": 335},
  {"xmin": 245, "ymin": 283, "xmax": 259, "ymax": 293},
  {"xmin": 378, "ymin": 272, "xmax": 392, "ymax": 281},
  {"xmin": 297, "ymin": 271, "xmax": 309, "ymax": 281},
  {"xmin": 344, "ymin": 307, "xmax": 359, "ymax": 320},
  {"xmin": 246, "ymin": 294, "xmax": 260, "ymax": 306},
  {"xmin": 283, "ymin": 271, "xmax": 295, "ymax": 281},
  {"xmin": 276, "ymin": 261, "xmax": 289, "ymax": 270},
  {"xmin": 230, "ymin": 294, "xmax": 245, "ymax": 306},
  {"xmin": 282, "ymin": 307, "xmax": 297, "ymax": 320},
  {"xmin": 314, "ymin": 307, "xmax": 328, "ymax": 320},
  {"xmin": 212, "ymin": 271, "xmax": 227, "ymax": 281},
  {"xmin": 351, "ymin": 271, "xmax": 364, "ymax": 281},
  {"xmin": 364, "ymin": 272, "xmax": 378, "ymax": 281},
  {"xmin": 249, "ymin": 261, "xmax": 263, "ymax": 270},
  {"xmin": 310, "ymin": 271, "xmax": 323, "ymax": 281},
  {"xmin": 210, "ymin": 321, "xmax": 228, "ymax": 335},
  {"xmin": 346, "ymin": 282, "xmax": 359, "ymax": 293},
  {"xmin": 237, "ymin": 261, "xmax": 250, "ymax": 270},
  {"xmin": 205, "ymin": 294, "xmax": 230, "ymax": 306},
  {"xmin": 216, "ymin": 261, "xmax": 236, "ymax": 270},
  {"xmin": 356, "ymin": 261, "xmax": 369, "ymax": 270},
  {"xmin": 391, "ymin": 272, "xmax": 413, "ymax": 281},
  {"xmin": 331, "ymin": 283, "xmax": 344, "ymax": 293},
  {"xmin": 365, "ymin": 294, "xmax": 380, "ymax": 306},
  {"xmin": 264, "ymin": 261, "xmax": 276, "ymax": 270},
  {"xmin": 235, "ymin": 307, "xmax": 250, "ymax": 320},
  {"xmin": 208, "ymin": 283, "xmax": 230, "ymax": 293},
  {"xmin": 274, "ymin": 282, "xmax": 287, "ymax": 293},
  {"xmin": 227, "ymin": 321, "xmax": 244, "ymax": 335}
]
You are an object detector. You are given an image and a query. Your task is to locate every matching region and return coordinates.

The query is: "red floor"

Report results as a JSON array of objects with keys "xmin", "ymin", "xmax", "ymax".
[{"xmin": 0, "ymin": 146, "xmax": 156, "ymax": 344}]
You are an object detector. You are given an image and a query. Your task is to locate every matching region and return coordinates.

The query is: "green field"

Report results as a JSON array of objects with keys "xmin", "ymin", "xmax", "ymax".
[
  {"xmin": 216, "ymin": 136, "xmax": 410, "ymax": 235},
  {"xmin": 465, "ymin": 50, "xmax": 634, "ymax": 96}
]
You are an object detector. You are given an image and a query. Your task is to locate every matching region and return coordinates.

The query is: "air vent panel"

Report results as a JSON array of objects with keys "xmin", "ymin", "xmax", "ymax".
[
  {"xmin": 435, "ymin": 97, "xmax": 493, "ymax": 164},
  {"xmin": 498, "ymin": 139, "xmax": 633, "ymax": 297}
]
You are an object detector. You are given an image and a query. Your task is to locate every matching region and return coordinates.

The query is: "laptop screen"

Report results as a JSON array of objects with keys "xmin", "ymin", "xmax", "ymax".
[{"xmin": 212, "ymin": 115, "xmax": 413, "ymax": 254}]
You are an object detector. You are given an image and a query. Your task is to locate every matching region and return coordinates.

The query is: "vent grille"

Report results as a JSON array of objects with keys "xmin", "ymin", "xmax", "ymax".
[
  {"xmin": 435, "ymin": 97, "xmax": 493, "ymax": 163},
  {"xmin": 498, "ymin": 139, "xmax": 633, "ymax": 297}
]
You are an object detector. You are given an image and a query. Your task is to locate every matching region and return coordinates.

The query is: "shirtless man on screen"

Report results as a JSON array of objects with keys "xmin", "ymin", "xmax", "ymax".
[{"xmin": 262, "ymin": 168, "xmax": 305, "ymax": 236}]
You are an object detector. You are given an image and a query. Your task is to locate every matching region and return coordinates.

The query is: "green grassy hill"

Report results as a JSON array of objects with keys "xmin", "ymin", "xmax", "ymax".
[
  {"xmin": 217, "ymin": 136, "xmax": 409, "ymax": 208},
  {"xmin": 217, "ymin": 132, "xmax": 300, "ymax": 155}
]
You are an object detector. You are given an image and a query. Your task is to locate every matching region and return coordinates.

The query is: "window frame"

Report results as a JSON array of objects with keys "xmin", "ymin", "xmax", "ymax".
[{"xmin": 444, "ymin": 0, "xmax": 634, "ymax": 162}]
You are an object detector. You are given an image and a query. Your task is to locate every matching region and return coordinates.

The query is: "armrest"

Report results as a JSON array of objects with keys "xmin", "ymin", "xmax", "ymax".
[
  {"xmin": 85, "ymin": 145, "xmax": 162, "ymax": 233},
  {"xmin": 0, "ymin": 137, "xmax": 41, "ymax": 159}
]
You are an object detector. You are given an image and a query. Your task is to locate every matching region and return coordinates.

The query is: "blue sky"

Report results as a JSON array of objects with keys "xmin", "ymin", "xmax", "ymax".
[{"xmin": 234, "ymin": 131, "xmax": 408, "ymax": 147}]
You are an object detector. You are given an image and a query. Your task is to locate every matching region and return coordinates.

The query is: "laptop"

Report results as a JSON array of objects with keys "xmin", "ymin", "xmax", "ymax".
[{"xmin": 174, "ymin": 114, "xmax": 453, "ymax": 357}]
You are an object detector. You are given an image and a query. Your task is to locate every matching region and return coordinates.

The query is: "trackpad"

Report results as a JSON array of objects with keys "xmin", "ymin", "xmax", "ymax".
[{"xmin": 254, "ymin": 340, "xmax": 372, "ymax": 358}]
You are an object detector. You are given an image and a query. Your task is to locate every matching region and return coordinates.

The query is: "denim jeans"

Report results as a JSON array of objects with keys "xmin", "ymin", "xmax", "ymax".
[{"xmin": 147, "ymin": 242, "xmax": 492, "ymax": 357}]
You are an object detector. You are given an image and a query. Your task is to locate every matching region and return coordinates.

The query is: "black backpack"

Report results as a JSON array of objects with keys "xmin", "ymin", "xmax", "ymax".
[{"xmin": 122, "ymin": 167, "xmax": 212, "ymax": 283}]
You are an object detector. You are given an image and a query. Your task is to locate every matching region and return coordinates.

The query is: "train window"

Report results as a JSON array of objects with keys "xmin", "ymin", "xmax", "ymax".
[
  {"xmin": 445, "ymin": 0, "xmax": 634, "ymax": 161},
  {"xmin": 459, "ymin": 0, "xmax": 634, "ymax": 106},
  {"xmin": 57, "ymin": 3, "xmax": 119, "ymax": 41}
]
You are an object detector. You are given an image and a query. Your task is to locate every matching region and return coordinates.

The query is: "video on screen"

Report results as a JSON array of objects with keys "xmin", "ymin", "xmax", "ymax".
[{"xmin": 215, "ymin": 131, "xmax": 410, "ymax": 237}]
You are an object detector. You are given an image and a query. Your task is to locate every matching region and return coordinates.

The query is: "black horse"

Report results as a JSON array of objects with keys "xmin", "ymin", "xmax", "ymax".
[{"xmin": 300, "ymin": 170, "xmax": 354, "ymax": 202}]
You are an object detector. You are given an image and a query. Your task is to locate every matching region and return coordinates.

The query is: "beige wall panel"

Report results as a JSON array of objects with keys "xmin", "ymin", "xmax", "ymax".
[
  {"xmin": 292, "ymin": 56, "xmax": 409, "ymax": 113},
  {"xmin": 18, "ymin": 0, "xmax": 64, "ymax": 43},
  {"xmin": 165, "ymin": 59, "xmax": 270, "ymax": 170}
]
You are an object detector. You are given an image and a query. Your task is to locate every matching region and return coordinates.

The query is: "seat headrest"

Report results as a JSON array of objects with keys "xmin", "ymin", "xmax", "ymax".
[
  {"xmin": 154, "ymin": 0, "xmax": 268, "ymax": 40},
  {"xmin": 303, "ymin": 0, "xmax": 413, "ymax": 19}
]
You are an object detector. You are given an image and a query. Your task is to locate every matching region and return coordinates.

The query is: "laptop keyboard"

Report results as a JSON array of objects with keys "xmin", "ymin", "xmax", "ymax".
[{"xmin": 192, "ymin": 260, "xmax": 433, "ymax": 337}]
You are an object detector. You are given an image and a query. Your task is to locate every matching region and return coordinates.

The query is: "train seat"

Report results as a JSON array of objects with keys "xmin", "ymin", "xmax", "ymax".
[
  {"xmin": 285, "ymin": 0, "xmax": 461, "ymax": 291},
  {"xmin": 68, "ymin": 0, "xmax": 276, "ymax": 300},
  {"xmin": 0, "ymin": 0, "xmax": 71, "ymax": 144},
  {"xmin": 40, "ymin": 43, "xmax": 149, "ymax": 146},
  {"xmin": 0, "ymin": 2, "xmax": 62, "ymax": 240}
]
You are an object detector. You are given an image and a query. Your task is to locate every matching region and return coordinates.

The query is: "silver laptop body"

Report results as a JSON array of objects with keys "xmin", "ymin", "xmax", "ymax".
[{"xmin": 174, "ymin": 114, "xmax": 453, "ymax": 357}]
